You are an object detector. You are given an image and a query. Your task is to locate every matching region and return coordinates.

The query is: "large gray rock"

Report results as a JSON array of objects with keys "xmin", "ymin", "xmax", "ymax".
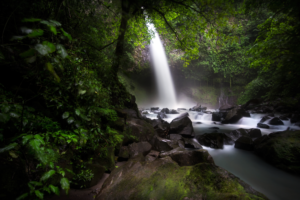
[
  {"xmin": 182, "ymin": 138, "xmax": 202, "ymax": 149},
  {"xmin": 160, "ymin": 147, "xmax": 214, "ymax": 166},
  {"xmin": 96, "ymin": 152, "xmax": 268, "ymax": 200},
  {"xmin": 128, "ymin": 142, "xmax": 152, "ymax": 158},
  {"xmin": 152, "ymin": 136, "xmax": 178, "ymax": 152},
  {"xmin": 222, "ymin": 107, "xmax": 250, "ymax": 124},
  {"xmin": 145, "ymin": 150, "xmax": 160, "ymax": 162},
  {"xmin": 212, "ymin": 112, "xmax": 227, "ymax": 121},
  {"xmin": 227, "ymin": 128, "xmax": 262, "ymax": 140},
  {"xmin": 257, "ymin": 123, "xmax": 270, "ymax": 129},
  {"xmin": 170, "ymin": 112, "xmax": 195, "ymax": 137},
  {"xmin": 269, "ymin": 117, "xmax": 284, "ymax": 125},
  {"xmin": 196, "ymin": 132, "xmax": 234, "ymax": 149},
  {"xmin": 235, "ymin": 136, "xmax": 254, "ymax": 151}
]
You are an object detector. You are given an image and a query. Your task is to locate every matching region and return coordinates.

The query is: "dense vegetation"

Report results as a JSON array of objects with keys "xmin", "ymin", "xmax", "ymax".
[{"xmin": 0, "ymin": 0, "xmax": 300, "ymax": 199}]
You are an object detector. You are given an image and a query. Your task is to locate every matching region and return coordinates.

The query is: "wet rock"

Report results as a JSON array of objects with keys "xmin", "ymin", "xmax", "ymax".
[
  {"xmin": 235, "ymin": 136, "xmax": 253, "ymax": 151},
  {"xmin": 259, "ymin": 116, "xmax": 271, "ymax": 123},
  {"xmin": 170, "ymin": 112, "xmax": 195, "ymax": 137},
  {"xmin": 182, "ymin": 138, "xmax": 202, "ymax": 149},
  {"xmin": 222, "ymin": 107, "xmax": 250, "ymax": 124},
  {"xmin": 227, "ymin": 128, "xmax": 262, "ymax": 140},
  {"xmin": 161, "ymin": 108, "xmax": 169, "ymax": 114},
  {"xmin": 257, "ymin": 123, "xmax": 270, "ymax": 129},
  {"xmin": 291, "ymin": 114, "xmax": 300, "ymax": 123},
  {"xmin": 153, "ymin": 119, "xmax": 170, "ymax": 138},
  {"xmin": 169, "ymin": 134, "xmax": 182, "ymax": 141},
  {"xmin": 254, "ymin": 130, "xmax": 300, "ymax": 174},
  {"xmin": 196, "ymin": 132, "xmax": 234, "ymax": 149},
  {"xmin": 145, "ymin": 150, "xmax": 160, "ymax": 162},
  {"xmin": 204, "ymin": 111, "xmax": 212, "ymax": 114},
  {"xmin": 160, "ymin": 147, "xmax": 213, "ymax": 166},
  {"xmin": 141, "ymin": 111, "xmax": 149, "ymax": 115},
  {"xmin": 151, "ymin": 107, "xmax": 159, "ymax": 111},
  {"xmin": 242, "ymin": 99, "xmax": 262, "ymax": 110},
  {"xmin": 212, "ymin": 112, "xmax": 227, "ymax": 121},
  {"xmin": 279, "ymin": 115, "xmax": 289, "ymax": 121},
  {"xmin": 153, "ymin": 136, "xmax": 177, "ymax": 152},
  {"xmin": 177, "ymin": 108, "xmax": 187, "ymax": 111},
  {"xmin": 269, "ymin": 117, "xmax": 284, "ymax": 125},
  {"xmin": 157, "ymin": 112, "xmax": 167, "ymax": 120},
  {"xmin": 169, "ymin": 109, "xmax": 179, "ymax": 114},
  {"xmin": 128, "ymin": 142, "xmax": 152, "ymax": 158},
  {"xmin": 194, "ymin": 122, "xmax": 202, "ymax": 124}
]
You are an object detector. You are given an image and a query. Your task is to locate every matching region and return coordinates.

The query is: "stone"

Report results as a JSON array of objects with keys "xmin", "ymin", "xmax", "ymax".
[
  {"xmin": 145, "ymin": 150, "xmax": 160, "ymax": 162},
  {"xmin": 291, "ymin": 114, "xmax": 300, "ymax": 123},
  {"xmin": 128, "ymin": 142, "xmax": 152, "ymax": 158},
  {"xmin": 254, "ymin": 131, "xmax": 300, "ymax": 174},
  {"xmin": 259, "ymin": 116, "xmax": 271, "ymax": 123},
  {"xmin": 96, "ymin": 152, "xmax": 268, "ymax": 200},
  {"xmin": 222, "ymin": 107, "xmax": 249, "ymax": 124},
  {"xmin": 157, "ymin": 112, "xmax": 167, "ymax": 120},
  {"xmin": 196, "ymin": 132, "xmax": 234, "ymax": 149},
  {"xmin": 151, "ymin": 107, "xmax": 159, "ymax": 111},
  {"xmin": 169, "ymin": 109, "xmax": 179, "ymax": 114},
  {"xmin": 269, "ymin": 117, "xmax": 284, "ymax": 125},
  {"xmin": 152, "ymin": 136, "xmax": 176, "ymax": 152},
  {"xmin": 219, "ymin": 104, "xmax": 235, "ymax": 111},
  {"xmin": 169, "ymin": 134, "xmax": 183, "ymax": 141},
  {"xmin": 227, "ymin": 128, "xmax": 262, "ymax": 140},
  {"xmin": 257, "ymin": 123, "xmax": 270, "ymax": 129},
  {"xmin": 212, "ymin": 112, "xmax": 227, "ymax": 121},
  {"xmin": 160, "ymin": 147, "xmax": 213, "ymax": 166},
  {"xmin": 182, "ymin": 138, "xmax": 202, "ymax": 149},
  {"xmin": 161, "ymin": 108, "xmax": 170, "ymax": 114},
  {"xmin": 170, "ymin": 112, "xmax": 195, "ymax": 137},
  {"xmin": 235, "ymin": 136, "xmax": 253, "ymax": 151}
]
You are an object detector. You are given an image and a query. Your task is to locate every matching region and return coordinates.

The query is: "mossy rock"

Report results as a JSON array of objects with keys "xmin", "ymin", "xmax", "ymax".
[
  {"xmin": 96, "ymin": 155, "xmax": 268, "ymax": 200},
  {"xmin": 254, "ymin": 130, "xmax": 300, "ymax": 174}
]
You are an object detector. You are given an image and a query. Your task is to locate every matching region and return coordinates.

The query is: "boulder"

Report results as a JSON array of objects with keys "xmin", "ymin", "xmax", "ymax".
[
  {"xmin": 257, "ymin": 123, "xmax": 270, "ymax": 129},
  {"xmin": 212, "ymin": 112, "xmax": 227, "ymax": 121},
  {"xmin": 169, "ymin": 134, "xmax": 183, "ymax": 141},
  {"xmin": 279, "ymin": 115, "xmax": 289, "ymax": 121},
  {"xmin": 291, "ymin": 114, "xmax": 300, "ymax": 123},
  {"xmin": 153, "ymin": 119, "xmax": 170, "ymax": 138},
  {"xmin": 254, "ymin": 131, "xmax": 300, "ymax": 174},
  {"xmin": 182, "ymin": 138, "xmax": 202, "ymax": 149},
  {"xmin": 242, "ymin": 99, "xmax": 262, "ymax": 110},
  {"xmin": 169, "ymin": 109, "xmax": 179, "ymax": 114},
  {"xmin": 227, "ymin": 128, "xmax": 262, "ymax": 140},
  {"xmin": 222, "ymin": 107, "xmax": 250, "ymax": 124},
  {"xmin": 269, "ymin": 117, "xmax": 284, "ymax": 125},
  {"xmin": 196, "ymin": 132, "xmax": 234, "ymax": 149},
  {"xmin": 128, "ymin": 142, "xmax": 152, "ymax": 158},
  {"xmin": 145, "ymin": 150, "xmax": 160, "ymax": 162},
  {"xmin": 235, "ymin": 136, "xmax": 253, "ymax": 151},
  {"xmin": 124, "ymin": 118, "xmax": 156, "ymax": 145},
  {"xmin": 157, "ymin": 112, "xmax": 167, "ymax": 120},
  {"xmin": 259, "ymin": 115, "xmax": 271, "ymax": 123},
  {"xmin": 177, "ymin": 108, "xmax": 187, "ymax": 111},
  {"xmin": 152, "ymin": 136, "xmax": 177, "ymax": 152},
  {"xmin": 96, "ymin": 152, "xmax": 268, "ymax": 200},
  {"xmin": 151, "ymin": 107, "xmax": 159, "ymax": 111},
  {"xmin": 160, "ymin": 147, "xmax": 214, "ymax": 166},
  {"xmin": 170, "ymin": 112, "xmax": 195, "ymax": 137},
  {"xmin": 161, "ymin": 108, "xmax": 169, "ymax": 114}
]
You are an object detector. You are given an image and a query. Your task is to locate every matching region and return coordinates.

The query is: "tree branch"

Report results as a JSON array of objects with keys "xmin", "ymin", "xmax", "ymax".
[{"xmin": 83, "ymin": 39, "xmax": 117, "ymax": 52}]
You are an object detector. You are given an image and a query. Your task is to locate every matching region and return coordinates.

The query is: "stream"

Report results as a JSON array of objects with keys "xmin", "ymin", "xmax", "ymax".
[{"xmin": 144, "ymin": 109, "xmax": 300, "ymax": 200}]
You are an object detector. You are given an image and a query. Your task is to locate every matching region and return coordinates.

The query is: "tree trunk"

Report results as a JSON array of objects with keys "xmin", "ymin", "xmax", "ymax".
[{"xmin": 112, "ymin": 0, "xmax": 130, "ymax": 76}]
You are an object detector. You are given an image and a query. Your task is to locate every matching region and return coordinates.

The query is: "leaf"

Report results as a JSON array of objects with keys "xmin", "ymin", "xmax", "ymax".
[
  {"xmin": 22, "ymin": 18, "xmax": 41, "ymax": 22},
  {"xmin": 60, "ymin": 178, "xmax": 70, "ymax": 194},
  {"xmin": 34, "ymin": 134, "xmax": 45, "ymax": 145},
  {"xmin": 56, "ymin": 44, "xmax": 68, "ymax": 58},
  {"xmin": 26, "ymin": 56, "xmax": 37, "ymax": 63},
  {"xmin": 49, "ymin": 185, "xmax": 60, "ymax": 195},
  {"xmin": 42, "ymin": 41, "xmax": 56, "ymax": 53},
  {"xmin": 61, "ymin": 28, "xmax": 72, "ymax": 40},
  {"xmin": 50, "ymin": 26, "xmax": 57, "ymax": 35},
  {"xmin": 9, "ymin": 112, "xmax": 20, "ymax": 118},
  {"xmin": 50, "ymin": 20, "xmax": 61, "ymax": 26},
  {"xmin": 75, "ymin": 109, "xmax": 81, "ymax": 116},
  {"xmin": 78, "ymin": 89, "xmax": 86, "ymax": 95},
  {"xmin": 46, "ymin": 62, "xmax": 61, "ymax": 82},
  {"xmin": 27, "ymin": 29, "xmax": 44, "ymax": 38},
  {"xmin": 35, "ymin": 44, "xmax": 51, "ymax": 55},
  {"xmin": 19, "ymin": 49, "xmax": 36, "ymax": 58},
  {"xmin": 67, "ymin": 117, "xmax": 74, "ymax": 124},
  {"xmin": 9, "ymin": 151, "xmax": 18, "ymax": 158},
  {"xmin": 40, "ymin": 170, "xmax": 56, "ymax": 182},
  {"xmin": 16, "ymin": 193, "xmax": 29, "ymax": 200},
  {"xmin": 0, "ymin": 143, "xmax": 18, "ymax": 153},
  {"xmin": 49, "ymin": 162, "xmax": 54, "ymax": 168},
  {"xmin": 67, "ymin": 139, "xmax": 71, "ymax": 144},
  {"xmin": 0, "ymin": 113, "xmax": 10, "ymax": 123},
  {"xmin": 40, "ymin": 20, "xmax": 61, "ymax": 27},
  {"xmin": 29, "ymin": 139, "xmax": 41, "ymax": 151},
  {"xmin": 0, "ymin": 52, "xmax": 5, "ymax": 60},
  {"xmin": 22, "ymin": 135, "xmax": 33, "ymax": 145},
  {"xmin": 35, "ymin": 190, "xmax": 44, "ymax": 199},
  {"xmin": 62, "ymin": 112, "xmax": 69, "ymax": 119}
]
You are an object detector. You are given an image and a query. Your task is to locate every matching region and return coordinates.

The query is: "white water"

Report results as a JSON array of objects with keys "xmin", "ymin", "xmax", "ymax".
[{"xmin": 148, "ymin": 23, "xmax": 177, "ymax": 109}]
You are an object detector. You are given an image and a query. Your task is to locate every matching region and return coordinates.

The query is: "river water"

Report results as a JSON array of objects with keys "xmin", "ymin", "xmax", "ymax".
[{"xmin": 144, "ymin": 109, "xmax": 300, "ymax": 200}]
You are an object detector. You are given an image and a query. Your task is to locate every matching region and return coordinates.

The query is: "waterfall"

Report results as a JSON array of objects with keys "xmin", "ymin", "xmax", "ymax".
[{"xmin": 148, "ymin": 23, "xmax": 177, "ymax": 109}]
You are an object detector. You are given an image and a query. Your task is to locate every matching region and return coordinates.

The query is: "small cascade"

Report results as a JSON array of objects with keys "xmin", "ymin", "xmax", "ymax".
[{"xmin": 148, "ymin": 23, "xmax": 177, "ymax": 108}]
